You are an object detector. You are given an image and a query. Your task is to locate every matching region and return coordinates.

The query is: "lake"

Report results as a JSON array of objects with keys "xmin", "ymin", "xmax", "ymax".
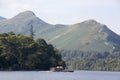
[{"xmin": 0, "ymin": 71, "xmax": 120, "ymax": 80}]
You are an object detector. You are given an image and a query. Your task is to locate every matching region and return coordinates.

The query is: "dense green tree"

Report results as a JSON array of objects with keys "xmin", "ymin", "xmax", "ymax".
[
  {"xmin": 62, "ymin": 50, "xmax": 120, "ymax": 71},
  {"xmin": 0, "ymin": 32, "xmax": 65, "ymax": 71}
]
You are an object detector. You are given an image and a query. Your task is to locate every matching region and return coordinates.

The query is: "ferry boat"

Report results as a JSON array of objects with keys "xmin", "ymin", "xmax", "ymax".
[{"xmin": 50, "ymin": 66, "xmax": 74, "ymax": 72}]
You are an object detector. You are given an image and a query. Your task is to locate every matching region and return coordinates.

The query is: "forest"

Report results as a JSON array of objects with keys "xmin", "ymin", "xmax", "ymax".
[
  {"xmin": 0, "ymin": 32, "xmax": 65, "ymax": 70},
  {"xmin": 62, "ymin": 50, "xmax": 120, "ymax": 71}
]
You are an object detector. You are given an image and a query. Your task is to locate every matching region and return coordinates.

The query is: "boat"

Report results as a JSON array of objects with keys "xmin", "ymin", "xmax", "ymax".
[
  {"xmin": 62, "ymin": 70, "xmax": 74, "ymax": 72},
  {"xmin": 50, "ymin": 66, "xmax": 74, "ymax": 72}
]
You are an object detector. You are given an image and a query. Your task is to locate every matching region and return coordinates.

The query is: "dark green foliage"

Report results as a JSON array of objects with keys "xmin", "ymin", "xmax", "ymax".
[
  {"xmin": 0, "ymin": 32, "xmax": 65, "ymax": 71},
  {"xmin": 62, "ymin": 50, "xmax": 120, "ymax": 71}
]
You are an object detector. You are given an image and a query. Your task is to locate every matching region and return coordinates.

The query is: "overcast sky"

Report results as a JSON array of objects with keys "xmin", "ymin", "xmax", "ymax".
[{"xmin": 0, "ymin": 0, "xmax": 120, "ymax": 34}]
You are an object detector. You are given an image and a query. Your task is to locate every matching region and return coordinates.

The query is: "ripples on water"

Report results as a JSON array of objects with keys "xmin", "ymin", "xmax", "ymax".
[{"xmin": 0, "ymin": 71, "xmax": 120, "ymax": 80}]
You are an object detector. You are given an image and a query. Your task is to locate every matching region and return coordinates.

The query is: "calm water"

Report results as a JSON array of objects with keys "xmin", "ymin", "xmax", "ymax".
[{"xmin": 0, "ymin": 71, "xmax": 120, "ymax": 80}]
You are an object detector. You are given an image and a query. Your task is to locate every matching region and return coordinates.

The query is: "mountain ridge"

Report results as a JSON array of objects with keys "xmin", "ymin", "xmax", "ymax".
[
  {"xmin": 0, "ymin": 11, "xmax": 120, "ymax": 53},
  {"xmin": 0, "ymin": 16, "xmax": 6, "ymax": 21}
]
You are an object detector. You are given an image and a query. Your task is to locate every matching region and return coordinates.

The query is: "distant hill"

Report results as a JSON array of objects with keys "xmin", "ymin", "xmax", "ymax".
[
  {"xmin": 0, "ymin": 11, "xmax": 120, "ymax": 70},
  {"xmin": 0, "ymin": 11, "xmax": 51, "ymax": 34},
  {"xmin": 0, "ymin": 16, "xmax": 6, "ymax": 21}
]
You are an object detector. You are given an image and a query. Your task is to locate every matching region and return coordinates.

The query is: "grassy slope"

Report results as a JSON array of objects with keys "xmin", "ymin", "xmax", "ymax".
[
  {"xmin": 0, "ymin": 11, "xmax": 120, "ymax": 53},
  {"xmin": 48, "ymin": 20, "xmax": 118, "ymax": 53}
]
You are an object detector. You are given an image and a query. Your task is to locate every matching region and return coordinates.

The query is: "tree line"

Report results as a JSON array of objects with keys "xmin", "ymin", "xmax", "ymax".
[
  {"xmin": 61, "ymin": 50, "xmax": 120, "ymax": 71},
  {"xmin": 0, "ymin": 32, "xmax": 65, "ymax": 70}
]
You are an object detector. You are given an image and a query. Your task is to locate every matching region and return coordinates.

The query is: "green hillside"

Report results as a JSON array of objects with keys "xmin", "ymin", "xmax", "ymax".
[
  {"xmin": 0, "ymin": 11, "xmax": 120, "ymax": 71},
  {"xmin": 47, "ymin": 20, "xmax": 120, "ymax": 53}
]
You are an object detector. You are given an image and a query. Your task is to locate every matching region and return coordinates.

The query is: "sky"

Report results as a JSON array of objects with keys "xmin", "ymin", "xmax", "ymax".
[{"xmin": 0, "ymin": 0, "xmax": 120, "ymax": 34}]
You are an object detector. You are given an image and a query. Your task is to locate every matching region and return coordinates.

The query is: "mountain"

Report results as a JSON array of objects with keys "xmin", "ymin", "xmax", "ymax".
[
  {"xmin": 0, "ymin": 11, "xmax": 120, "ymax": 71},
  {"xmin": 0, "ymin": 11, "xmax": 68, "ymax": 38},
  {"xmin": 0, "ymin": 11, "xmax": 51, "ymax": 34},
  {"xmin": 47, "ymin": 20, "xmax": 120, "ymax": 53},
  {"xmin": 0, "ymin": 11, "xmax": 120, "ymax": 53},
  {"xmin": 0, "ymin": 16, "xmax": 6, "ymax": 21}
]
